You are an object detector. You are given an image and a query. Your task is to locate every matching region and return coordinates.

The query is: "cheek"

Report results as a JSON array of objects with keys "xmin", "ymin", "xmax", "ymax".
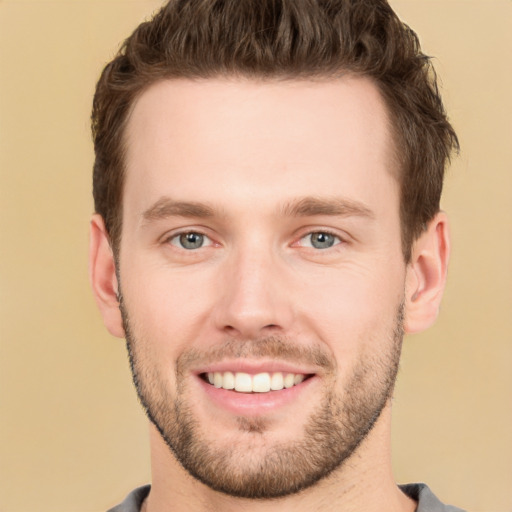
[
  {"xmin": 119, "ymin": 262, "xmax": 219, "ymax": 357},
  {"xmin": 294, "ymin": 262, "xmax": 405, "ymax": 359}
]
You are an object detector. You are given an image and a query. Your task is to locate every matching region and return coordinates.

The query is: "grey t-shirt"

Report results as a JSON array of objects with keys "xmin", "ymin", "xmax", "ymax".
[{"xmin": 107, "ymin": 483, "xmax": 466, "ymax": 511}]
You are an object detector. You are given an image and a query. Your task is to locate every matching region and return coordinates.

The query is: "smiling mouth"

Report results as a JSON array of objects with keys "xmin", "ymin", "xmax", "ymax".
[{"xmin": 201, "ymin": 371, "xmax": 313, "ymax": 393}]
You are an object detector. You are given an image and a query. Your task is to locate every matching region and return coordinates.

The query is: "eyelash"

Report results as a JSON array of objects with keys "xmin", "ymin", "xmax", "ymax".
[
  {"xmin": 163, "ymin": 228, "xmax": 345, "ymax": 252},
  {"xmin": 166, "ymin": 231, "xmax": 214, "ymax": 250}
]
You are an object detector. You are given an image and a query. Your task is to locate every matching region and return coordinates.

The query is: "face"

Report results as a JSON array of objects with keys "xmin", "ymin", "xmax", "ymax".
[{"xmin": 118, "ymin": 77, "xmax": 407, "ymax": 498}]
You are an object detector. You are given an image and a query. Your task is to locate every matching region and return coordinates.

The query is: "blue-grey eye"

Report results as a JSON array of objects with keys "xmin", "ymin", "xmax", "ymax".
[
  {"xmin": 303, "ymin": 232, "xmax": 339, "ymax": 249},
  {"xmin": 170, "ymin": 232, "xmax": 210, "ymax": 250}
]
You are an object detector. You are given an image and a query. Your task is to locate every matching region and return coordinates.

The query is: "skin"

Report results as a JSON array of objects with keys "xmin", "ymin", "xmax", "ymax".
[{"xmin": 90, "ymin": 77, "xmax": 450, "ymax": 512}]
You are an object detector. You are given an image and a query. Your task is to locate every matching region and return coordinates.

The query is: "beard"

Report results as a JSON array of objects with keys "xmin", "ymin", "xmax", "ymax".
[{"xmin": 120, "ymin": 297, "xmax": 404, "ymax": 499}]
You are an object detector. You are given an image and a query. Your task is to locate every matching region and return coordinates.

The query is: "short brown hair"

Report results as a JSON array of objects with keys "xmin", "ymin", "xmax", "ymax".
[{"xmin": 92, "ymin": 0, "xmax": 459, "ymax": 261}]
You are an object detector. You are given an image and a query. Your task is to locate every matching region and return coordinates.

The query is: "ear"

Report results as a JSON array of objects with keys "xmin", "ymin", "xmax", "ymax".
[
  {"xmin": 404, "ymin": 212, "xmax": 450, "ymax": 334},
  {"xmin": 89, "ymin": 214, "xmax": 125, "ymax": 338}
]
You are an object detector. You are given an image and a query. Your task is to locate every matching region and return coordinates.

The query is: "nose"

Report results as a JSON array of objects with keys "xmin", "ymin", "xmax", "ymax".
[{"xmin": 213, "ymin": 246, "xmax": 294, "ymax": 339}]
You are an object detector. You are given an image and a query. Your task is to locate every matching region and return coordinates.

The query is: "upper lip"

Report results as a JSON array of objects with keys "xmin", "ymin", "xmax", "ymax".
[{"xmin": 194, "ymin": 359, "xmax": 319, "ymax": 376}]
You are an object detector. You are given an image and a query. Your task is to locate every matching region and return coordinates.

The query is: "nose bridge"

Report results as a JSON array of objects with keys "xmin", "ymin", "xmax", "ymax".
[{"xmin": 214, "ymin": 237, "xmax": 292, "ymax": 337}]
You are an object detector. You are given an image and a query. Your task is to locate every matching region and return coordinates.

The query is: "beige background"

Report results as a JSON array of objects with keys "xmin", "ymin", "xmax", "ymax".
[{"xmin": 0, "ymin": 1, "xmax": 511, "ymax": 511}]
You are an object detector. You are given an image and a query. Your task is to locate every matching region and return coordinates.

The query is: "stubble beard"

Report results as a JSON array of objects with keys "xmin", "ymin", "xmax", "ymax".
[{"xmin": 120, "ymin": 298, "xmax": 404, "ymax": 499}]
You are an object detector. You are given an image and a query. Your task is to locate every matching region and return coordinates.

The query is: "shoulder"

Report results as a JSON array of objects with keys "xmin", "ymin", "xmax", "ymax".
[
  {"xmin": 106, "ymin": 483, "xmax": 464, "ymax": 512},
  {"xmin": 107, "ymin": 485, "xmax": 151, "ymax": 512},
  {"xmin": 400, "ymin": 483, "xmax": 466, "ymax": 512}
]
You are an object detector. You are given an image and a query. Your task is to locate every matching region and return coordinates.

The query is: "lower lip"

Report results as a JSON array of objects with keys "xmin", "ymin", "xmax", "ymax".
[{"xmin": 196, "ymin": 375, "xmax": 317, "ymax": 416}]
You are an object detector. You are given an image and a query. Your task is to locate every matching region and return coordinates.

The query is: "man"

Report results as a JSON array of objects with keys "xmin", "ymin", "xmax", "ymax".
[{"xmin": 89, "ymin": 1, "xmax": 462, "ymax": 511}]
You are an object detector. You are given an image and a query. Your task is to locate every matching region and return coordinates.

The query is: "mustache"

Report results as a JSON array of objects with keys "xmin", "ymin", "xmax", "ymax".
[{"xmin": 176, "ymin": 336, "xmax": 335, "ymax": 376}]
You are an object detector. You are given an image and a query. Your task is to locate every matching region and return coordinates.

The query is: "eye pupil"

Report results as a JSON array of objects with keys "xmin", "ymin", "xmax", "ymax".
[
  {"xmin": 311, "ymin": 232, "xmax": 335, "ymax": 249},
  {"xmin": 179, "ymin": 232, "xmax": 204, "ymax": 249}
]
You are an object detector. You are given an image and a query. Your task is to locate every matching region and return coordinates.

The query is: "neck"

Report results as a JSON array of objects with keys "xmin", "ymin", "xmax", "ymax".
[{"xmin": 144, "ymin": 403, "xmax": 416, "ymax": 512}]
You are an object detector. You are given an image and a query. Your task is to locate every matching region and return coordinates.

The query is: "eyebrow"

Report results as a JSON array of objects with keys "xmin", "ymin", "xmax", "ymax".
[
  {"xmin": 140, "ymin": 195, "xmax": 374, "ymax": 225},
  {"xmin": 280, "ymin": 196, "xmax": 375, "ymax": 219},
  {"xmin": 141, "ymin": 197, "xmax": 216, "ymax": 223}
]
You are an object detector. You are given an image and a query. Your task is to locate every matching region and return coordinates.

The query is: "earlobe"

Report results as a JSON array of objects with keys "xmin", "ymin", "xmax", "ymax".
[
  {"xmin": 89, "ymin": 214, "xmax": 125, "ymax": 338},
  {"xmin": 404, "ymin": 212, "xmax": 450, "ymax": 334}
]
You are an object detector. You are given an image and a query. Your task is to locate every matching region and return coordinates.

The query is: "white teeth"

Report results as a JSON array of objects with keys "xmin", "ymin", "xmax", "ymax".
[
  {"xmin": 270, "ymin": 372, "xmax": 284, "ymax": 390},
  {"xmin": 294, "ymin": 374, "xmax": 305, "ymax": 385},
  {"xmin": 284, "ymin": 373, "xmax": 295, "ymax": 388},
  {"xmin": 234, "ymin": 372, "xmax": 252, "ymax": 392},
  {"xmin": 222, "ymin": 371, "xmax": 235, "ymax": 390},
  {"xmin": 205, "ymin": 371, "xmax": 307, "ymax": 393},
  {"xmin": 252, "ymin": 373, "xmax": 271, "ymax": 393}
]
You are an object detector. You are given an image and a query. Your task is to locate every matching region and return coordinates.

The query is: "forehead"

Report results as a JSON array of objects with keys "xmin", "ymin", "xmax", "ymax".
[{"xmin": 123, "ymin": 77, "xmax": 398, "ymax": 218}]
